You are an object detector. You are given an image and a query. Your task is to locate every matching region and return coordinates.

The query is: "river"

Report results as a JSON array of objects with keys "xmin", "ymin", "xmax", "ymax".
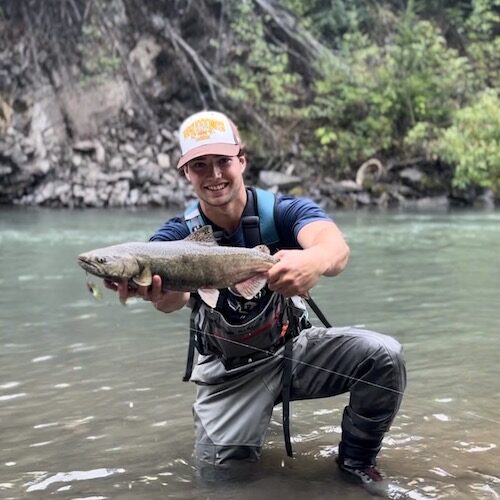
[{"xmin": 0, "ymin": 207, "xmax": 499, "ymax": 499}]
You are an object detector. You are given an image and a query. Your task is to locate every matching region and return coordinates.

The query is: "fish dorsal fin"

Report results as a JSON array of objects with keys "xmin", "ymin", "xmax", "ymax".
[
  {"xmin": 132, "ymin": 266, "xmax": 153, "ymax": 287},
  {"xmin": 185, "ymin": 225, "xmax": 218, "ymax": 245},
  {"xmin": 253, "ymin": 244, "xmax": 270, "ymax": 255}
]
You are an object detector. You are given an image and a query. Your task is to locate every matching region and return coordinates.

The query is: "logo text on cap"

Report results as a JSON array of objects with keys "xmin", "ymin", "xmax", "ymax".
[{"xmin": 183, "ymin": 118, "xmax": 227, "ymax": 142}]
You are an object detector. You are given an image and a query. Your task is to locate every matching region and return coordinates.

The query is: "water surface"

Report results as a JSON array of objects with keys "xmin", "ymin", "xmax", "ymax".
[{"xmin": 1, "ymin": 207, "xmax": 499, "ymax": 499}]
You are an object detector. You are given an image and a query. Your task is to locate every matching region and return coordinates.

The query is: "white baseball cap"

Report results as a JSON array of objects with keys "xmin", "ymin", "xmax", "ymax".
[{"xmin": 176, "ymin": 111, "xmax": 242, "ymax": 169}]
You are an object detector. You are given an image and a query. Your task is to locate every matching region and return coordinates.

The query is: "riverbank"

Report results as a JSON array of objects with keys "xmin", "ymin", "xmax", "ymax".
[
  {"xmin": 1, "ymin": 92, "xmax": 496, "ymax": 211},
  {"xmin": 1, "ymin": 2, "xmax": 498, "ymax": 211}
]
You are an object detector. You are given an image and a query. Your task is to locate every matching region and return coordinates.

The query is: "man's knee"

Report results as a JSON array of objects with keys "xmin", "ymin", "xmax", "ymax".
[{"xmin": 356, "ymin": 330, "xmax": 406, "ymax": 388}]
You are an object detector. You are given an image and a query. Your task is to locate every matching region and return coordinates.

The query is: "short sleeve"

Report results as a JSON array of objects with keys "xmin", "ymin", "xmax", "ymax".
[
  {"xmin": 275, "ymin": 196, "xmax": 333, "ymax": 248},
  {"xmin": 149, "ymin": 216, "xmax": 191, "ymax": 242}
]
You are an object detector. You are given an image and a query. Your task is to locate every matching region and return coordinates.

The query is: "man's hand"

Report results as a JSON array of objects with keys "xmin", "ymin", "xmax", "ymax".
[
  {"xmin": 266, "ymin": 220, "xmax": 350, "ymax": 297},
  {"xmin": 266, "ymin": 249, "xmax": 324, "ymax": 297},
  {"xmin": 104, "ymin": 276, "xmax": 189, "ymax": 312}
]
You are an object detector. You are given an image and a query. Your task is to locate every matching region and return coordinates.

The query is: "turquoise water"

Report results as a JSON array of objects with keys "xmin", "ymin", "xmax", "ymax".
[{"xmin": 0, "ymin": 207, "xmax": 499, "ymax": 499}]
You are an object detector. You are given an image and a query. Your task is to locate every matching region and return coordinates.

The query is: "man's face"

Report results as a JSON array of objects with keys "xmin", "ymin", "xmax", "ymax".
[{"xmin": 184, "ymin": 154, "xmax": 246, "ymax": 207}]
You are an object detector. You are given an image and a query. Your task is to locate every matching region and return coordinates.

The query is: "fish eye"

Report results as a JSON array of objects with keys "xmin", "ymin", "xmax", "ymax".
[{"xmin": 96, "ymin": 257, "xmax": 107, "ymax": 264}]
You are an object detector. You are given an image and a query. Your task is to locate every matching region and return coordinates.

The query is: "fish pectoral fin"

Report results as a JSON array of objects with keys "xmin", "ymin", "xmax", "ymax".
[
  {"xmin": 132, "ymin": 267, "xmax": 153, "ymax": 287},
  {"xmin": 198, "ymin": 288, "xmax": 220, "ymax": 308},
  {"xmin": 233, "ymin": 274, "xmax": 268, "ymax": 300}
]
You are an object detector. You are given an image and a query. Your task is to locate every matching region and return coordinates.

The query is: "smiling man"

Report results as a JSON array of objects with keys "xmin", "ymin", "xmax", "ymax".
[{"xmin": 106, "ymin": 110, "xmax": 407, "ymax": 497}]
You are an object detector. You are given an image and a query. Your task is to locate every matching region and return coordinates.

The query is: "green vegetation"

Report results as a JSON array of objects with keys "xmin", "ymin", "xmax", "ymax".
[
  {"xmin": 218, "ymin": 0, "xmax": 499, "ymax": 190},
  {"xmin": 436, "ymin": 90, "xmax": 500, "ymax": 190},
  {"xmin": 2, "ymin": 0, "xmax": 499, "ymax": 192},
  {"xmin": 78, "ymin": 11, "xmax": 121, "ymax": 77}
]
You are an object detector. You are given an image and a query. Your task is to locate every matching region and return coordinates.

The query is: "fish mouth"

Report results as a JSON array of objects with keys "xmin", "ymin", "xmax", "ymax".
[{"xmin": 77, "ymin": 255, "xmax": 103, "ymax": 276}]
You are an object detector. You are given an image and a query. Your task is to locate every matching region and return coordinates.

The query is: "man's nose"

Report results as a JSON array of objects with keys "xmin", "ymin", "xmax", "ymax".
[{"xmin": 208, "ymin": 162, "xmax": 223, "ymax": 177}]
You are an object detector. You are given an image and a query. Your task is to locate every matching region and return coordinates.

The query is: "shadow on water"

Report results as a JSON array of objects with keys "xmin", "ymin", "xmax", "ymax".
[{"xmin": 0, "ymin": 207, "xmax": 499, "ymax": 499}]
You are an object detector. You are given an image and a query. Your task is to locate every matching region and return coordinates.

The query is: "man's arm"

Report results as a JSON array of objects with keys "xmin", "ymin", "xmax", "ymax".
[{"xmin": 266, "ymin": 220, "xmax": 350, "ymax": 297}]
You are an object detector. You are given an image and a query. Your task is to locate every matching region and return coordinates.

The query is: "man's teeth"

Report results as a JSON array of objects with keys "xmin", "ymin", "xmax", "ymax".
[{"xmin": 206, "ymin": 184, "xmax": 226, "ymax": 191}]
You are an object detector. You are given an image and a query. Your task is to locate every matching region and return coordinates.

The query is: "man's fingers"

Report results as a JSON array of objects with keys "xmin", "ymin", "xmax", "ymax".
[
  {"xmin": 148, "ymin": 276, "xmax": 163, "ymax": 303},
  {"xmin": 115, "ymin": 281, "xmax": 130, "ymax": 302},
  {"xmin": 104, "ymin": 276, "xmax": 167, "ymax": 306},
  {"xmin": 103, "ymin": 279, "xmax": 117, "ymax": 291},
  {"xmin": 151, "ymin": 275, "xmax": 162, "ymax": 292}
]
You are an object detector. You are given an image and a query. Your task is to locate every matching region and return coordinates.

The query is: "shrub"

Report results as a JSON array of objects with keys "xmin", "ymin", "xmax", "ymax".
[{"xmin": 436, "ymin": 90, "xmax": 500, "ymax": 191}]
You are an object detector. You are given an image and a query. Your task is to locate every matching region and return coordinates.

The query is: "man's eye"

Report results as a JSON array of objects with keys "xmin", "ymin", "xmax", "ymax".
[
  {"xmin": 192, "ymin": 162, "xmax": 206, "ymax": 170},
  {"xmin": 218, "ymin": 158, "xmax": 231, "ymax": 167}
]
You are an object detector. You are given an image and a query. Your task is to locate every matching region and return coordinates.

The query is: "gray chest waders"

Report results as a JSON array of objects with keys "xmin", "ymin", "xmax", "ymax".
[{"xmin": 182, "ymin": 187, "xmax": 332, "ymax": 457}]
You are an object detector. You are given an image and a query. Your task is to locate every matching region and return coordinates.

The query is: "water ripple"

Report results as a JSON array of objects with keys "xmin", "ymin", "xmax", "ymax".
[{"xmin": 25, "ymin": 467, "xmax": 126, "ymax": 492}]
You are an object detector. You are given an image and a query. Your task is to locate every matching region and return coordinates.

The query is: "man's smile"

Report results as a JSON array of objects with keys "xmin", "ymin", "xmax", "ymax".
[{"xmin": 205, "ymin": 183, "xmax": 228, "ymax": 191}]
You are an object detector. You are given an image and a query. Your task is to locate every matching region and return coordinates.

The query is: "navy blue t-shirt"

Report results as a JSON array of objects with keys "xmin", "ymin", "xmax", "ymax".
[{"xmin": 150, "ymin": 194, "xmax": 332, "ymax": 249}]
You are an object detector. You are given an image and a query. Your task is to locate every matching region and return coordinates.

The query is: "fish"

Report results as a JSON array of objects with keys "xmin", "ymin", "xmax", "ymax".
[{"xmin": 77, "ymin": 225, "xmax": 278, "ymax": 307}]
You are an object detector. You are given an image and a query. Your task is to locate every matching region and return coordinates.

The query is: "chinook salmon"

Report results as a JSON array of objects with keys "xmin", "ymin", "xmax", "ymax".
[{"xmin": 77, "ymin": 225, "xmax": 278, "ymax": 307}]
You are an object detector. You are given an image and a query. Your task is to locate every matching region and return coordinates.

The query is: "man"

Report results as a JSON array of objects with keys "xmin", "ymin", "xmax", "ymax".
[{"xmin": 106, "ymin": 111, "xmax": 406, "ymax": 497}]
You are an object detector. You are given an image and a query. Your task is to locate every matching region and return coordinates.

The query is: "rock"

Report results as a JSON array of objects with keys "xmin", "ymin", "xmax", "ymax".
[
  {"xmin": 72, "ymin": 154, "xmax": 83, "ymax": 167},
  {"xmin": 157, "ymin": 153, "xmax": 171, "ymax": 169},
  {"xmin": 29, "ymin": 86, "xmax": 67, "ymax": 159},
  {"xmin": 399, "ymin": 167, "xmax": 424, "ymax": 183},
  {"xmin": 73, "ymin": 140, "xmax": 96, "ymax": 153},
  {"xmin": 129, "ymin": 188, "xmax": 140, "ymax": 205},
  {"xmin": 129, "ymin": 36, "xmax": 162, "ymax": 85},
  {"xmin": 109, "ymin": 155, "xmax": 124, "ymax": 170},
  {"xmin": 355, "ymin": 192, "xmax": 371, "ymax": 205},
  {"xmin": 122, "ymin": 143, "xmax": 137, "ymax": 156},
  {"xmin": 60, "ymin": 77, "xmax": 131, "ymax": 139},
  {"xmin": 94, "ymin": 141, "xmax": 106, "ymax": 164},
  {"xmin": 135, "ymin": 162, "xmax": 161, "ymax": 184},
  {"xmin": 108, "ymin": 171, "xmax": 135, "ymax": 183},
  {"xmin": 474, "ymin": 189, "xmax": 495, "ymax": 209},
  {"xmin": 33, "ymin": 158, "xmax": 51, "ymax": 175},
  {"xmin": 108, "ymin": 179, "xmax": 130, "ymax": 207},
  {"xmin": 323, "ymin": 179, "xmax": 362, "ymax": 193},
  {"xmin": 160, "ymin": 128, "xmax": 175, "ymax": 142},
  {"xmin": 402, "ymin": 195, "xmax": 450, "ymax": 210},
  {"xmin": 259, "ymin": 170, "xmax": 302, "ymax": 190},
  {"xmin": 376, "ymin": 191, "xmax": 390, "ymax": 207}
]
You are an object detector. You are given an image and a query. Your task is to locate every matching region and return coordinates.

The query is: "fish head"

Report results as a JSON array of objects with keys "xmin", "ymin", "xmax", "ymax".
[{"xmin": 77, "ymin": 248, "xmax": 141, "ymax": 281}]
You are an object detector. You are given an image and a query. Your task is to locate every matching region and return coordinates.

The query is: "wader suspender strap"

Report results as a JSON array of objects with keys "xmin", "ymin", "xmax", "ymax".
[
  {"xmin": 183, "ymin": 316, "xmax": 197, "ymax": 382},
  {"xmin": 183, "ymin": 297, "xmax": 202, "ymax": 382},
  {"xmin": 241, "ymin": 187, "xmax": 280, "ymax": 248},
  {"xmin": 283, "ymin": 339, "xmax": 293, "ymax": 457},
  {"xmin": 183, "ymin": 202, "xmax": 203, "ymax": 383},
  {"xmin": 282, "ymin": 304, "xmax": 294, "ymax": 457},
  {"xmin": 306, "ymin": 297, "xmax": 332, "ymax": 328}
]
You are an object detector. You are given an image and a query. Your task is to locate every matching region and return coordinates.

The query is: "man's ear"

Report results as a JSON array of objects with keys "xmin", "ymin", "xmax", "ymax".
[
  {"xmin": 239, "ymin": 155, "xmax": 247, "ymax": 173},
  {"xmin": 183, "ymin": 166, "xmax": 191, "ymax": 182}
]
